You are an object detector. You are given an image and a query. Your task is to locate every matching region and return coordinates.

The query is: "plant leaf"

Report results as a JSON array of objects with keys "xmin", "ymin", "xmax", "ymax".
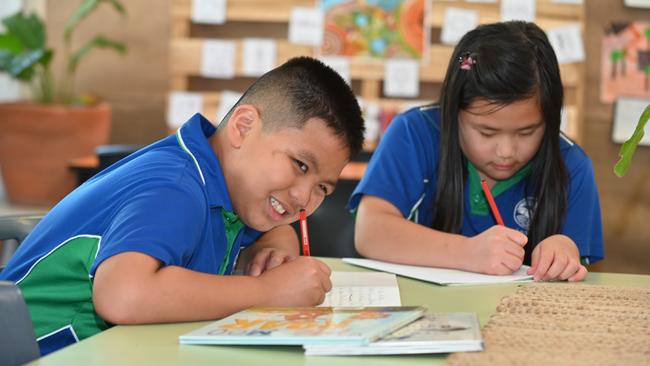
[
  {"xmin": 614, "ymin": 104, "xmax": 650, "ymax": 177},
  {"xmin": 0, "ymin": 33, "xmax": 24, "ymax": 54},
  {"xmin": 0, "ymin": 49, "xmax": 14, "ymax": 70},
  {"xmin": 107, "ymin": 0, "xmax": 127, "ymax": 15},
  {"xmin": 1, "ymin": 12, "xmax": 45, "ymax": 50},
  {"xmin": 8, "ymin": 49, "xmax": 46, "ymax": 81},
  {"xmin": 64, "ymin": 0, "xmax": 100, "ymax": 42},
  {"xmin": 69, "ymin": 36, "xmax": 126, "ymax": 72}
]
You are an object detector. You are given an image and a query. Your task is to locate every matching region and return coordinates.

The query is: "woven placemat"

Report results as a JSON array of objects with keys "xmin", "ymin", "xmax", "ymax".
[{"xmin": 447, "ymin": 282, "xmax": 650, "ymax": 366}]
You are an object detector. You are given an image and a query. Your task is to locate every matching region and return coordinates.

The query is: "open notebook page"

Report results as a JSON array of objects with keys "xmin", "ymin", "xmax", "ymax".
[
  {"xmin": 343, "ymin": 258, "xmax": 533, "ymax": 286},
  {"xmin": 319, "ymin": 272, "xmax": 402, "ymax": 307}
]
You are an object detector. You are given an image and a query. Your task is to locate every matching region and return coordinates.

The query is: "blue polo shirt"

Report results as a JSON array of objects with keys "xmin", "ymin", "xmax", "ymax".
[
  {"xmin": 349, "ymin": 105, "xmax": 604, "ymax": 263},
  {"xmin": 0, "ymin": 113, "xmax": 262, "ymax": 355}
]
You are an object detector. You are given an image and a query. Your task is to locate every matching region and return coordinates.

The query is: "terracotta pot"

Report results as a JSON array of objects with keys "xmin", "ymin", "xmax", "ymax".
[{"xmin": 0, "ymin": 102, "xmax": 111, "ymax": 206}]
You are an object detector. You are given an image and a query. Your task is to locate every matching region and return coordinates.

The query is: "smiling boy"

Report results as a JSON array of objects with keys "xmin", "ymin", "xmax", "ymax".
[{"xmin": 0, "ymin": 57, "xmax": 365, "ymax": 355}]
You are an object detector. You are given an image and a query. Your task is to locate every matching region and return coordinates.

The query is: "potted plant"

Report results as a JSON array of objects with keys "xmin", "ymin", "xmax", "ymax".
[
  {"xmin": 0, "ymin": 0, "xmax": 126, "ymax": 205},
  {"xmin": 614, "ymin": 104, "xmax": 649, "ymax": 177}
]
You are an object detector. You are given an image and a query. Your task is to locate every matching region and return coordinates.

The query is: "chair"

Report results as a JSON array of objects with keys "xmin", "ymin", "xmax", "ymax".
[
  {"xmin": 0, "ymin": 215, "xmax": 43, "ymax": 271},
  {"xmin": 292, "ymin": 179, "xmax": 361, "ymax": 258},
  {"xmin": 96, "ymin": 144, "xmax": 143, "ymax": 170},
  {"xmin": 0, "ymin": 281, "xmax": 40, "ymax": 365}
]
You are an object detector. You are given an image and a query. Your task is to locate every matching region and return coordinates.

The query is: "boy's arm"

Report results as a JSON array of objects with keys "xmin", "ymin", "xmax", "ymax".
[
  {"xmin": 93, "ymin": 249, "xmax": 331, "ymax": 325},
  {"xmin": 355, "ymin": 195, "xmax": 527, "ymax": 275},
  {"xmin": 236, "ymin": 224, "xmax": 300, "ymax": 276}
]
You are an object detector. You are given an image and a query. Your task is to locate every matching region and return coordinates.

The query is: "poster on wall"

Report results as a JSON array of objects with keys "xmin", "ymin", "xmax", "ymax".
[
  {"xmin": 320, "ymin": 0, "xmax": 427, "ymax": 60},
  {"xmin": 600, "ymin": 21, "xmax": 650, "ymax": 103}
]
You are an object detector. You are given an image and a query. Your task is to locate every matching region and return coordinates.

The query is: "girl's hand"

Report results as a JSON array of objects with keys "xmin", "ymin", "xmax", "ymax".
[
  {"xmin": 246, "ymin": 248, "xmax": 297, "ymax": 276},
  {"xmin": 527, "ymin": 234, "xmax": 587, "ymax": 282},
  {"xmin": 467, "ymin": 225, "xmax": 528, "ymax": 275}
]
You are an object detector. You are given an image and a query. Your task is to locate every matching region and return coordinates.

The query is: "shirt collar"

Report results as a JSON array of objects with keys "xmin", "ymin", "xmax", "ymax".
[
  {"xmin": 467, "ymin": 160, "xmax": 531, "ymax": 215},
  {"xmin": 176, "ymin": 113, "xmax": 233, "ymax": 210}
]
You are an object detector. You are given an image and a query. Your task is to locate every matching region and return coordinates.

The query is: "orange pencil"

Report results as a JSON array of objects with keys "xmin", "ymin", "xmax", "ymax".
[
  {"xmin": 481, "ymin": 179, "xmax": 504, "ymax": 226},
  {"xmin": 299, "ymin": 209, "xmax": 311, "ymax": 256}
]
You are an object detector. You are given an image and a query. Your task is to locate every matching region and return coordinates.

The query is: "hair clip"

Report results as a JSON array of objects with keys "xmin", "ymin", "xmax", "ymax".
[{"xmin": 459, "ymin": 52, "xmax": 476, "ymax": 70}]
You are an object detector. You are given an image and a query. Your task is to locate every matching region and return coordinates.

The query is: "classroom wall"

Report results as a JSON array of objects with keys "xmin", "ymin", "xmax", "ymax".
[
  {"xmin": 45, "ymin": 0, "xmax": 171, "ymax": 144},
  {"xmin": 45, "ymin": 0, "xmax": 649, "ymax": 274},
  {"xmin": 583, "ymin": 1, "xmax": 650, "ymax": 275}
]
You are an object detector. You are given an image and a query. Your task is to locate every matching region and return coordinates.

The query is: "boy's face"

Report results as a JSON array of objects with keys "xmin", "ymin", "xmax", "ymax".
[
  {"xmin": 222, "ymin": 109, "xmax": 350, "ymax": 232},
  {"xmin": 458, "ymin": 96, "xmax": 545, "ymax": 186}
]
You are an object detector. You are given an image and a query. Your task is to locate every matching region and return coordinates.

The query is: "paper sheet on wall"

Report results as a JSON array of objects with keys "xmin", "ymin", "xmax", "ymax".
[
  {"xmin": 547, "ymin": 24, "xmax": 585, "ymax": 64},
  {"xmin": 289, "ymin": 7, "xmax": 324, "ymax": 46},
  {"xmin": 440, "ymin": 7, "xmax": 479, "ymax": 46},
  {"xmin": 319, "ymin": 272, "xmax": 401, "ymax": 307},
  {"xmin": 201, "ymin": 39, "xmax": 236, "ymax": 79},
  {"xmin": 384, "ymin": 59, "xmax": 419, "ymax": 98},
  {"xmin": 167, "ymin": 91, "xmax": 204, "ymax": 129},
  {"xmin": 191, "ymin": 0, "xmax": 226, "ymax": 25},
  {"xmin": 319, "ymin": 56, "xmax": 351, "ymax": 84},
  {"xmin": 343, "ymin": 258, "xmax": 533, "ymax": 286},
  {"xmin": 501, "ymin": 0, "xmax": 536, "ymax": 22},
  {"xmin": 612, "ymin": 97, "xmax": 650, "ymax": 146},
  {"xmin": 242, "ymin": 39, "xmax": 277, "ymax": 77},
  {"xmin": 216, "ymin": 90, "xmax": 243, "ymax": 125}
]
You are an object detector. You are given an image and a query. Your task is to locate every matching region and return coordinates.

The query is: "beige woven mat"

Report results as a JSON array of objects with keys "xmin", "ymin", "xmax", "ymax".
[{"xmin": 448, "ymin": 283, "xmax": 650, "ymax": 366}]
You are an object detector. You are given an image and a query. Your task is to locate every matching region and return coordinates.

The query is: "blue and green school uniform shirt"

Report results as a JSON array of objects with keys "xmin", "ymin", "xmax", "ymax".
[
  {"xmin": 348, "ymin": 105, "xmax": 604, "ymax": 263},
  {"xmin": 0, "ymin": 113, "xmax": 262, "ymax": 355}
]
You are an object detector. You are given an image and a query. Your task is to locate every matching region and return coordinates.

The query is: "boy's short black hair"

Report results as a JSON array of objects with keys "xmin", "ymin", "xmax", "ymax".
[{"xmin": 220, "ymin": 57, "xmax": 365, "ymax": 158}]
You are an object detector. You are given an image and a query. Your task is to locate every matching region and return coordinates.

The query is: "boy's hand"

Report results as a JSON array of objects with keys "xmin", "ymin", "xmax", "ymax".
[
  {"xmin": 256, "ymin": 257, "xmax": 332, "ymax": 306},
  {"xmin": 467, "ymin": 225, "xmax": 527, "ymax": 275},
  {"xmin": 527, "ymin": 234, "xmax": 586, "ymax": 282},
  {"xmin": 246, "ymin": 247, "xmax": 297, "ymax": 276}
]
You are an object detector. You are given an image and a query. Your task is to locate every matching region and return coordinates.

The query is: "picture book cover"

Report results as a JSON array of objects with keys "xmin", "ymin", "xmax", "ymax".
[
  {"xmin": 179, "ymin": 306, "xmax": 426, "ymax": 346},
  {"xmin": 304, "ymin": 312, "xmax": 483, "ymax": 355}
]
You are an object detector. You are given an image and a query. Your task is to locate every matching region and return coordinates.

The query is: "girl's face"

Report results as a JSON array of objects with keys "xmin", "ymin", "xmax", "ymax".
[{"xmin": 458, "ymin": 96, "xmax": 545, "ymax": 186}]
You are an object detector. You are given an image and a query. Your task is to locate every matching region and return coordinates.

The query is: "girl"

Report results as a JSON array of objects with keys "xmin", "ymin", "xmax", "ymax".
[{"xmin": 349, "ymin": 21, "xmax": 603, "ymax": 282}]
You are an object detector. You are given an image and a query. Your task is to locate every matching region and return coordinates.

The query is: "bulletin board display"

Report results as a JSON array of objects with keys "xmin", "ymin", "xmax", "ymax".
[{"xmin": 168, "ymin": 0, "xmax": 586, "ymax": 150}]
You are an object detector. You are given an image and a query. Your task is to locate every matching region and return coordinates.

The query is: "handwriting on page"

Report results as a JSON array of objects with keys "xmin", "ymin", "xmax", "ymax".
[
  {"xmin": 322, "ymin": 287, "xmax": 392, "ymax": 307},
  {"xmin": 318, "ymin": 272, "xmax": 401, "ymax": 307}
]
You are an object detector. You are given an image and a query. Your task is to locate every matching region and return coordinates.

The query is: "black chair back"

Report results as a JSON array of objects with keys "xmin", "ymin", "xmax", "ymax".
[
  {"xmin": 0, "ymin": 215, "xmax": 43, "ymax": 271},
  {"xmin": 292, "ymin": 179, "xmax": 360, "ymax": 258},
  {"xmin": 0, "ymin": 281, "xmax": 40, "ymax": 365}
]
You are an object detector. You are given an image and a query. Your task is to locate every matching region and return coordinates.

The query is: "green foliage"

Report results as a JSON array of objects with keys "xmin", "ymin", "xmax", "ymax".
[
  {"xmin": 0, "ymin": 0, "xmax": 126, "ymax": 105},
  {"xmin": 614, "ymin": 104, "xmax": 650, "ymax": 177}
]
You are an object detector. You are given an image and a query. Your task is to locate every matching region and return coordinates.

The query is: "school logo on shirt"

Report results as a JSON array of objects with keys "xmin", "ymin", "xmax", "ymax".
[{"xmin": 513, "ymin": 197, "xmax": 536, "ymax": 232}]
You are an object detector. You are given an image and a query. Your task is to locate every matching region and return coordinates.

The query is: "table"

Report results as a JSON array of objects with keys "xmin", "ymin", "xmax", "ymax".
[{"xmin": 31, "ymin": 258, "xmax": 650, "ymax": 366}]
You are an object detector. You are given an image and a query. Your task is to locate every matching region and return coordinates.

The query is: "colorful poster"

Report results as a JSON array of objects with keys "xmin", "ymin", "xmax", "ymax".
[
  {"xmin": 320, "ymin": 0, "xmax": 426, "ymax": 60},
  {"xmin": 600, "ymin": 22, "xmax": 650, "ymax": 103}
]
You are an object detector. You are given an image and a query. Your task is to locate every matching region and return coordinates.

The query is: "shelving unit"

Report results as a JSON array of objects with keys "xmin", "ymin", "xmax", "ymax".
[{"xmin": 168, "ymin": 0, "xmax": 586, "ymax": 168}]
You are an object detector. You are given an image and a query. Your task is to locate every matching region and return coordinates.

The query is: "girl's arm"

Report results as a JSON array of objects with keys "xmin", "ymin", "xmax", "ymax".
[{"xmin": 355, "ymin": 195, "xmax": 528, "ymax": 275}]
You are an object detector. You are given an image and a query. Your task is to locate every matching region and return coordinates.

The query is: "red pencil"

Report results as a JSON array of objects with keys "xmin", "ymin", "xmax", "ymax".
[
  {"xmin": 481, "ymin": 179, "xmax": 505, "ymax": 226},
  {"xmin": 299, "ymin": 209, "xmax": 311, "ymax": 256}
]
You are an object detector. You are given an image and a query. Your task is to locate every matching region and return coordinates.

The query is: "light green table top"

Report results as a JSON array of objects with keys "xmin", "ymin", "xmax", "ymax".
[{"xmin": 32, "ymin": 258, "xmax": 650, "ymax": 366}]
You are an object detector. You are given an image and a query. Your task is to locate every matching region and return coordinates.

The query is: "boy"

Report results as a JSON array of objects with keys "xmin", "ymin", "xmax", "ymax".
[{"xmin": 0, "ymin": 57, "xmax": 365, "ymax": 355}]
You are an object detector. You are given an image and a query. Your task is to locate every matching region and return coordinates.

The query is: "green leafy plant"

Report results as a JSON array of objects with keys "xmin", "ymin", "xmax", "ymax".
[
  {"xmin": 0, "ymin": 0, "xmax": 126, "ymax": 105},
  {"xmin": 614, "ymin": 104, "xmax": 650, "ymax": 177}
]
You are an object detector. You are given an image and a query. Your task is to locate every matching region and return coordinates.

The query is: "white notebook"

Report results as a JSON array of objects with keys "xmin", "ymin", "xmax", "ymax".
[
  {"xmin": 319, "ymin": 271, "xmax": 401, "ymax": 307},
  {"xmin": 343, "ymin": 258, "xmax": 533, "ymax": 286}
]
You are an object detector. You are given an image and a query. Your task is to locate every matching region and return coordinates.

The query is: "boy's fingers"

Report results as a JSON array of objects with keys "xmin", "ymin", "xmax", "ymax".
[{"xmin": 248, "ymin": 263, "xmax": 262, "ymax": 277}]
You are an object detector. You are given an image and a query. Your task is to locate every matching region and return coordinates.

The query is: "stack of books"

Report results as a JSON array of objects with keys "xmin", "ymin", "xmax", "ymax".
[{"xmin": 179, "ymin": 307, "xmax": 483, "ymax": 355}]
